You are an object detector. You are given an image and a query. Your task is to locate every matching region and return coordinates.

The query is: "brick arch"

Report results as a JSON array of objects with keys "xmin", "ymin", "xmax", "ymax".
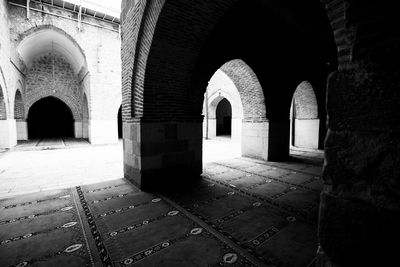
[
  {"xmin": 220, "ymin": 59, "xmax": 266, "ymax": 122},
  {"xmin": 122, "ymin": 0, "xmax": 238, "ymax": 120},
  {"xmin": 26, "ymin": 93, "xmax": 80, "ymax": 121},
  {"xmin": 14, "ymin": 90, "xmax": 25, "ymax": 120},
  {"xmin": 292, "ymin": 81, "xmax": 318, "ymax": 119},
  {"xmin": 121, "ymin": 0, "xmax": 339, "ymax": 186}
]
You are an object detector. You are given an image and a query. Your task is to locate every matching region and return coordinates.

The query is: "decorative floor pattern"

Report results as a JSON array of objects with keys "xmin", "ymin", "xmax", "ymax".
[{"xmin": 0, "ymin": 154, "xmax": 323, "ymax": 267}]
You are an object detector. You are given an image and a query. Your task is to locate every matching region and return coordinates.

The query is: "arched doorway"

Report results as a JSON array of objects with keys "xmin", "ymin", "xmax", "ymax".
[
  {"xmin": 117, "ymin": 105, "xmax": 122, "ymax": 139},
  {"xmin": 290, "ymin": 81, "xmax": 319, "ymax": 149},
  {"xmin": 28, "ymin": 96, "xmax": 74, "ymax": 139},
  {"xmin": 216, "ymin": 98, "xmax": 232, "ymax": 137}
]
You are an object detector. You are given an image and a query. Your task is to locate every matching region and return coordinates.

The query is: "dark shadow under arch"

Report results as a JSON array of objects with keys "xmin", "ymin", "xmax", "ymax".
[
  {"xmin": 28, "ymin": 96, "xmax": 74, "ymax": 138},
  {"xmin": 216, "ymin": 98, "xmax": 232, "ymax": 136},
  {"xmin": 118, "ymin": 105, "xmax": 122, "ymax": 139}
]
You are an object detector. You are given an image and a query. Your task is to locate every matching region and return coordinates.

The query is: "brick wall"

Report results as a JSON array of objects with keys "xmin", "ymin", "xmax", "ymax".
[
  {"xmin": 25, "ymin": 52, "xmax": 81, "ymax": 119},
  {"xmin": 293, "ymin": 81, "xmax": 318, "ymax": 119},
  {"xmin": 220, "ymin": 59, "xmax": 267, "ymax": 122},
  {"xmin": 13, "ymin": 89, "xmax": 24, "ymax": 119}
]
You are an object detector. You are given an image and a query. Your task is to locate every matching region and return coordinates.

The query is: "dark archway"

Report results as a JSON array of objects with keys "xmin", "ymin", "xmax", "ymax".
[
  {"xmin": 28, "ymin": 96, "xmax": 74, "ymax": 138},
  {"xmin": 216, "ymin": 98, "xmax": 232, "ymax": 136},
  {"xmin": 118, "ymin": 105, "xmax": 122, "ymax": 139}
]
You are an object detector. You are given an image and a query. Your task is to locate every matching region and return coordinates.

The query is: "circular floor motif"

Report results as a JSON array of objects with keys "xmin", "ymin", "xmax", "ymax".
[
  {"xmin": 162, "ymin": 242, "xmax": 170, "ymax": 247},
  {"xmin": 167, "ymin": 210, "xmax": 179, "ymax": 216},
  {"xmin": 286, "ymin": 216, "xmax": 297, "ymax": 222},
  {"xmin": 152, "ymin": 198, "xmax": 161, "ymax": 203},
  {"xmin": 290, "ymin": 186, "xmax": 297, "ymax": 191},
  {"xmin": 109, "ymin": 232, "xmax": 118, "ymax": 237},
  {"xmin": 64, "ymin": 244, "xmax": 83, "ymax": 253},
  {"xmin": 190, "ymin": 228, "xmax": 203, "ymax": 235},
  {"xmin": 123, "ymin": 258, "xmax": 133, "ymax": 265},
  {"xmin": 62, "ymin": 222, "xmax": 78, "ymax": 228},
  {"xmin": 252, "ymin": 202, "xmax": 261, "ymax": 207},
  {"xmin": 223, "ymin": 253, "xmax": 238, "ymax": 264}
]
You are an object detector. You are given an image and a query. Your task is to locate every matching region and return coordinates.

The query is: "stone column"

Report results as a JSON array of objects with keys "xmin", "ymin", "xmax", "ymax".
[
  {"xmin": 124, "ymin": 119, "xmax": 203, "ymax": 190},
  {"xmin": 318, "ymin": 1, "xmax": 400, "ymax": 265},
  {"xmin": 16, "ymin": 119, "xmax": 28, "ymax": 140},
  {"xmin": 0, "ymin": 119, "xmax": 17, "ymax": 148}
]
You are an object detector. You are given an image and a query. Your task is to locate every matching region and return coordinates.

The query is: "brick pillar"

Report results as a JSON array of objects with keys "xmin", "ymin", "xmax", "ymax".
[
  {"xmin": 318, "ymin": 1, "xmax": 400, "ymax": 266},
  {"xmin": 123, "ymin": 119, "xmax": 203, "ymax": 190}
]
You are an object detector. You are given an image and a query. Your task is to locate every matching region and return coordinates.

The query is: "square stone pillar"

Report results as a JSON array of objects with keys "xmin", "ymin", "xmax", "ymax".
[
  {"xmin": 89, "ymin": 119, "xmax": 118, "ymax": 144},
  {"xmin": 294, "ymin": 118, "xmax": 319, "ymax": 149},
  {"xmin": 123, "ymin": 121, "xmax": 203, "ymax": 190},
  {"xmin": 0, "ymin": 119, "xmax": 17, "ymax": 148},
  {"xmin": 16, "ymin": 120, "xmax": 28, "ymax": 140},
  {"xmin": 242, "ymin": 120, "xmax": 290, "ymax": 161}
]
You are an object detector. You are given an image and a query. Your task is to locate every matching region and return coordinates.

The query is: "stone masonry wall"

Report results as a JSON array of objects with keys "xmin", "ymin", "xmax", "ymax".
[{"xmin": 7, "ymin": 2, "xmax": 121, "ymax": 121}]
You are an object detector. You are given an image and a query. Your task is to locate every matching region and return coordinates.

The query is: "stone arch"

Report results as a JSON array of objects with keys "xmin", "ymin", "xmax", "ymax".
[
  {"xmin": 290, "ymin": 81, "xmax": 319, "ymax": 149},
  {"xmin": 204, "ymin": 80, "xmax": 243, "ymax": 142}
]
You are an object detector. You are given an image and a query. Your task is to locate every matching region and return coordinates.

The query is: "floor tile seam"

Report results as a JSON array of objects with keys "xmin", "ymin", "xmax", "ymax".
[
  {"xmin": 238, "ymin": 157, "xmax": 322, "ymax": 172},
  {"xmin": 102, "ymin": 212, "xmax": 177, "ymax": 241},
  {"xmin": 4, "ymin": 242, "xmax": 89, "ymax": 267},
  {"xmin": 1, "ymin": 193, "xmax": 72, "ymax": 209},
  {"xmin": 203, "ymin": 176, "xmax": 317, "ymax": 225},
  {"xmin": 92, "ymin": 199, "xmax": 161, "ymax": 219},
  {"xmin": 159, "ymin": 193, "xmax": 269, "ymax": 267},
  {"xmin": 0, "ymin": 203, "xmax": 75, "ymax": 225},
  {"xmin": 211, "ymin": 162, "xmax": 321, "ymax": 193},
  {"xmin": 0, "ymin": 222, "xmax": 81, "ymax": 246}
]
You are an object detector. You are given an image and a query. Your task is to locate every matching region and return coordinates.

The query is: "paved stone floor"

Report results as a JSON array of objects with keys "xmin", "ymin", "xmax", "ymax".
[{"xmin": 0, "ymin": 138, "xmax": 323, "ymax": 267}]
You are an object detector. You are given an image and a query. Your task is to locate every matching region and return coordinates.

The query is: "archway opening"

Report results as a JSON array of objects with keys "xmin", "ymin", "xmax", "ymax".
[
  {"xmin": 216, "ymin": 98, "xmax": 232, "ymax": 137},
  {"xmin": 28, "ymin": 96, "xmax": 74, "ymax": 139},
  {"xmin": 289, "ymin": 81, "xmax": 319, "ymax": 151},
  {"xmin": 117, "ymin": 105, "xmax": 122, "ymax": 139}
]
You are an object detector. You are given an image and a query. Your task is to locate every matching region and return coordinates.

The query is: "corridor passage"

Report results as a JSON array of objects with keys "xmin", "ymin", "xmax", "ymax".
[{"xmin": 0, "ymin": 141, "xmax": 323, "ymax": 266}]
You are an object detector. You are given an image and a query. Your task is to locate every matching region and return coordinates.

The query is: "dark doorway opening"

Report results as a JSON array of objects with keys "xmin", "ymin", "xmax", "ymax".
[
  {"xmin": 216, "ymin": 98, "xmax": 232, "ymax": 136},
  {"xmin": 28, "ymin": 96, "xmax": 74, "ymax": 138},
  {"xmin": 118, "ymin": 106, "xmax": 122, "ymax": 139}
]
